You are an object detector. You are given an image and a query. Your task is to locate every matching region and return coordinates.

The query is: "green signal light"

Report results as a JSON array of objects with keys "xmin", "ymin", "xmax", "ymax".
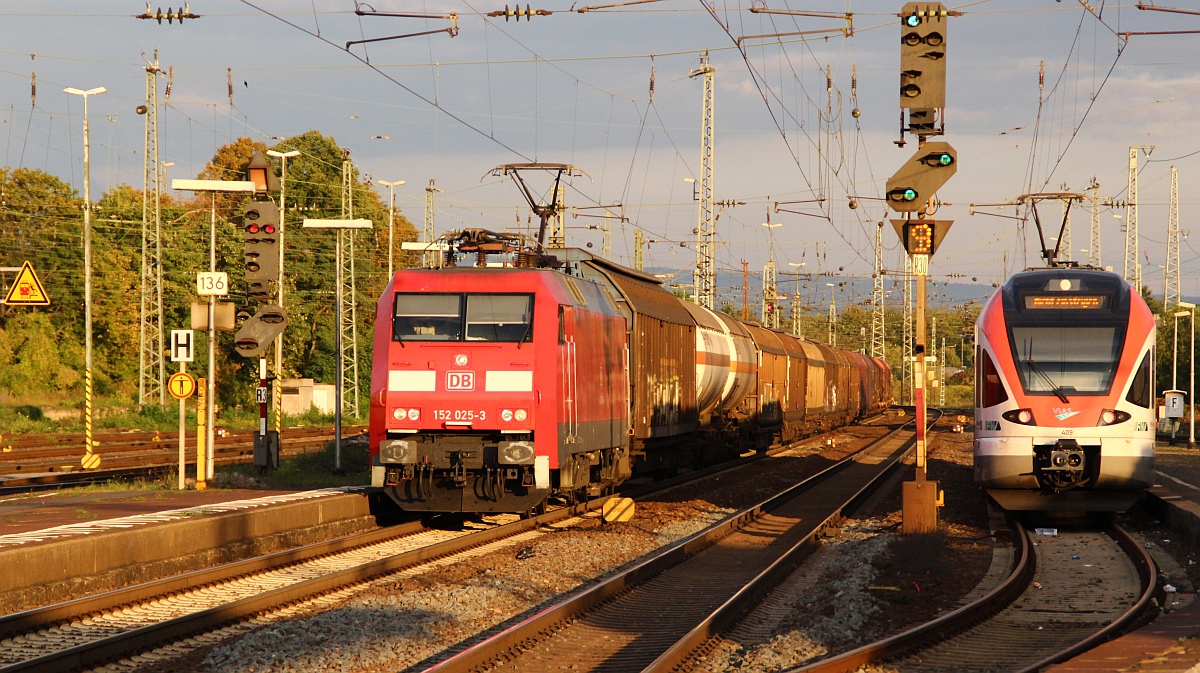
[
  {"xmin": 905, "ymin": 14, "xmax": 920, "ymax": 27},
  {"xmin": 938, "ymin": 154, "xmax": 953, "ymax": 166},
  {"xmin": 903, "ymin": 188, "xmax": 917, "ymax": 201}
]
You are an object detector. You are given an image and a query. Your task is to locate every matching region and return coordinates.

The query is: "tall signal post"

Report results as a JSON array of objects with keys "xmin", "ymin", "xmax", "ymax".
[
  {"xmin": 890, "ymin": 2, "xmax": 956, "ymax": 534},
  {"xmin": 1124, "ymin": 146, "xmax": 1154, "ymax": 292},
  {"xmin": 690, "ymin": 52, "xmax": 716, "ymax": 309},
  {"xmin": 340, "ymin": 151, "xmax": 360, "ymax": 418},
  {"xmin": 139, "ymin": 53, "xmax": 165, "ymax": 405},
  {"xmin": 1167, "ymin": 166, "xmax": 1182, "ymax": 307}
]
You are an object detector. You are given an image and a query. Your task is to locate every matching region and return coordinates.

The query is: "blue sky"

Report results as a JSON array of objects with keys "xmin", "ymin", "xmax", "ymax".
[{"xmin": 2, "ymin": 1, "xmax": 1200, "ymax": 309}]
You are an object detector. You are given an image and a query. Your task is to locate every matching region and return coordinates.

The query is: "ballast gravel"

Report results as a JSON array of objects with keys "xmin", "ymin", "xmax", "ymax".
[{"xmin": 197, "ymin": 505, "xmax": 735, "ymax": 673}]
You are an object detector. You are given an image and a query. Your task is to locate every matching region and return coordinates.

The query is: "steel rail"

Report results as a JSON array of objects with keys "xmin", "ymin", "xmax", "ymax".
[
  {"xmin": 784, "ymin": 515, "xmax": 1032, "ymax": 673},
  {"xmin": 783, "ymin": 520, "xmax": 1155, "ymax": 673},
  {"xmin": 417, "ymin": 412, "xmax": 926, "ymax": 673},
  {"xmin": 0, "ymin": 414, "xmax": 900, "ymax": 673},
  {"xmin": 1013, "ymin": 521, "xmax": 1159, "ymax": 673},
  {"xmin": 644, "ymin": 410, "xmax": 942, "ymax": 673}
]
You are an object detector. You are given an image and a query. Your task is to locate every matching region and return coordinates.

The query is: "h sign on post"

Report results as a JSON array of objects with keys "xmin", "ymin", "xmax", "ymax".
[{"xmin": 171, "ymin": 330, "xmax": 195, "ymax": 363}]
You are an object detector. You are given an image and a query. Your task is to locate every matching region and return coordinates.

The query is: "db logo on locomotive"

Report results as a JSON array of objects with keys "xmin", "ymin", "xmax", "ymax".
[{"xmin": 446, "ymin": 371, "xmax": 475, "ymax": 391}]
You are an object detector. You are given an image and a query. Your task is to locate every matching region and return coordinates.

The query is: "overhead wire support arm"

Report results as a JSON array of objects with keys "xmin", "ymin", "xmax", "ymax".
[
  {"xmin": 773, "ymin": 198, "xmax": 830, "ymax": 220},
  {"xmin": 347, "ymin": 4, "xmax": 459, "ymax": 48},
  {"xmin": 739, "ymin": 3, "xmax": 854, "ymax": 43},
  {"xmin": 1137, "ymin": 2, "xmax": 1200, "ymax": 16}
]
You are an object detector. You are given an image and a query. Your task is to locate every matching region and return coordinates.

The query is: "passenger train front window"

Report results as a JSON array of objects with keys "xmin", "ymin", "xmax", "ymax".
[
  {"xmin": 1010, "ymin": 326, "xmax": 1121, "ymax": 395},
  {"xmin": 393, "ymin": 293, "xmax": 534, "ymax": 342}
]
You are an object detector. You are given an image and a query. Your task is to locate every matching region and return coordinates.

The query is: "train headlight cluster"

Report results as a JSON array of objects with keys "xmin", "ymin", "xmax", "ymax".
[
  {"xmin": 500, "ymin": 408, "xmax": 528, "ymax": 423},
  {"xmin": 1097, "ymin": 409, "xmax": 1131, "ymax": 426},
  {"xmin": 1001, "ymin": 408, "xmax": 1036, "ymax": 426},
  {"xmin": 392, "ymin": 407, "xmax": 421, "ymax": 421}
]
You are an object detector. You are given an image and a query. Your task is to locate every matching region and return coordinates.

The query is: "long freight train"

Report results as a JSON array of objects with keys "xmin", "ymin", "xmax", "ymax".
[
  {"xmin": 369, "ymin": 230, "xmax": 892, "ymax": 513},
  {"xmin": 974, "ymin": 268, "xmax": 1156, "ymax": 511}
]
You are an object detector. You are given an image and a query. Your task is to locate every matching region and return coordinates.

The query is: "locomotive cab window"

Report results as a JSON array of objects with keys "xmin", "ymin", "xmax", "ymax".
[
  {"xmin": 393, "ymin": 294, "xmax": 462, "ymax": 341},
  {"xmin": 466, "ymin": 294, "xmax": 534, "ymax": 342},
  {"xmin": 393, "ymin": 293, "xmax": 534, "ymax": 342}
]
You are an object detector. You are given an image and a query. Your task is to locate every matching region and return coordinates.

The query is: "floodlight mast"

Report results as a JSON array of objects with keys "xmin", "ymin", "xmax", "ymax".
[{"xmin": 486, "ymin": 163, "xmax": 590, "ymax": 246}]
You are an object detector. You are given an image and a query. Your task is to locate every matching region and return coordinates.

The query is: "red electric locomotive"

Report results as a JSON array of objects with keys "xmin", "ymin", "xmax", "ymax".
[
  {"xmin": 368, "ymin": 232, "xmax": 629, "ymax": 512},
  {"xmin": 370, "ymin": 229, "xmax": 893, "ymax": 513}
]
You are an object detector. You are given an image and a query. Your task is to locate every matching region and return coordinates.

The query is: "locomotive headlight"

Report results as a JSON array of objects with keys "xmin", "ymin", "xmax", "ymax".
[
  {"xmin": 1097, "ymin": 409, "xmax": 1130, "ymax": 426},
  {"xmin": 408, "ymin": 408, "xmax": 421, "ymax": 421},
  {"xmin": 501, "ymin": 409, "xmax": 514, "ymax": 422},
  {"xmin": 1001, "ymin": 408, "xmax": 1036, "ymax": 426},
  {"xmin": 514, "ymin": 409, "xmax": 528, "ymax": 422},
  {"xmin": 392, "ymin": 408, "xmax": 405, "ymax": 420}
]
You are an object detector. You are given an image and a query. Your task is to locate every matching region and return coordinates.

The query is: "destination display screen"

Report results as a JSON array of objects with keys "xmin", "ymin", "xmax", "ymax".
[{"xmin": 1023, "ymin": 294, "xmax": 1108, "ymax": 310}]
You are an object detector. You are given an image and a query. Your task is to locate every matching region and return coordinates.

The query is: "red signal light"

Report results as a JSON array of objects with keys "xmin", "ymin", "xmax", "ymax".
[
  {"xmin": 263, "ymin": 224, "xmax": 276, "ymax": 234},
  {"xmin": 247, "ymin": 224, "xmax": 260, "ymax": 234}
]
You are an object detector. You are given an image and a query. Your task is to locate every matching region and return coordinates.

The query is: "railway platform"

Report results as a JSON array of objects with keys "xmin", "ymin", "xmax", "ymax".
[{"xmin": 0, "ymin": 486, "xmax": 377, "ymax": 613}]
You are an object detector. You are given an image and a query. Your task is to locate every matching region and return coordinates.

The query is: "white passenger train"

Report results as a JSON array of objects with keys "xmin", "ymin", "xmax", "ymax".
[{"xmin": 974, "ymin": 268, "xmax": 1156, "ymax": 511}]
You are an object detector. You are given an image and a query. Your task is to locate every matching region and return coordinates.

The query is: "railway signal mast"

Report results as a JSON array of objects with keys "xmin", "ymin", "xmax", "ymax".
[
  {"xmin": 232, "ymin": 151, "xmax": 288, "ymax": 472},
  {"xmin": 889, "ymin": 2, "xmax": 957, "ymax": 534}
]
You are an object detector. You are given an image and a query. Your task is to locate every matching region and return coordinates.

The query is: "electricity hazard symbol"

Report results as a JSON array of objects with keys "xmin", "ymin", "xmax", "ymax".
[{"xmin": 2, "ymin": 261, "xmax": 49, "ymax": 306}]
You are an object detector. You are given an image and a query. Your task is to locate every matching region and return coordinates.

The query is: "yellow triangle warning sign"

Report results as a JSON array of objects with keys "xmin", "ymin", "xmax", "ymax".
[{"xmin": 3, "ymin": 261, "xmax": 50, "ymax": 306}]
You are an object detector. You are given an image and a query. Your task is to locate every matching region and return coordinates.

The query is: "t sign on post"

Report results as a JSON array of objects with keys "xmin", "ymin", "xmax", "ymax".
[{"xmin": 169, "ymin": 330, "xmax": 197, "ymax": 490}]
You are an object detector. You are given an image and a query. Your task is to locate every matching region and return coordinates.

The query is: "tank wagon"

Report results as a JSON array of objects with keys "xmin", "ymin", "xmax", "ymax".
[{"xmin": 369, "ymin": 230, "xmax": 892, "ymax": 513}]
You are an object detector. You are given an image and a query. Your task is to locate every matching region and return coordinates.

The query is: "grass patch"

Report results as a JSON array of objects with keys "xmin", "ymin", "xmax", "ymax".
[
  {"xmin": 0, "ymin": 398, "xmax": 364, "ymax": 436},
  {"xmin": 217, "ymin": 436, "xmax": 372, "ymax": 490}
]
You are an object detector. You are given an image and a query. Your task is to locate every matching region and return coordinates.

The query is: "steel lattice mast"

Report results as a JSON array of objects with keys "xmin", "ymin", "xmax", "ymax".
[
  {"xmin": 762, "ymin": 239, "xmax": 778, "ymax": 328},
  {"xmin": 1167, "ymin": 166, "xmax": 1181, "ymax": 307},
  {"xmin": 1088, "ymin": 177, "xmax": 1101, "ymax": 268},
  {"xmin": 902, "ymin": 254, "xmax": 913, "ymax": 405},
  {"xmin": 1060, "ymin": 198, "xmax": 1071, "ymax": 263},
  {"xmin": 139, "ymin": 52, "xmax": 165, "ymax": 406},
  {"xmin": 424, "ymin": 179, "xmax": 440, "ymax": 268},
  {"xmin": 1124, "ymin": 146, "xmax": 1154, "ymax": 291},
  {"xmin": 871, "ymin": 223, "xmax": 885, "ymax": 358},
  {"xmin": 690, "ymin": 52, "xmax": 716, "ymax": 309},
  {"xmin": 339, "ymin": 152, "xmax": 360, "ymax": 417},
  {"xmin": 548, "ymin": 183, "xmax": 565, "ymax": 248}
]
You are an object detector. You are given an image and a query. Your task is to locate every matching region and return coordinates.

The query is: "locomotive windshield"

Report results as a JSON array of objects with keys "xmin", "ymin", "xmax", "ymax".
[
  {"xmin": 1001, "ymin": 270, "xmax": 1129, "ymax": 398},
  {"xmin": 393, "ymin": 293, "xmax": 533, "ymax": 342}
]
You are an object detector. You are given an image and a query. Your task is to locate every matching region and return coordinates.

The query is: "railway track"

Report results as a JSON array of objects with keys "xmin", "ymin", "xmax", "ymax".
[
  {"xmin": 0, "ymin": 426, "xmax": 366, "ymax": 492},
  {"xmin": 414, "ymin": 411, "xmax": 932, "ymax": 673},
  {"xmin": 784, "ymin": 516, "xmax": 1157, "ymax": 673},
  {"xmin": 0, "ymin": 415, "xmax": 899, "ymax": 673}
]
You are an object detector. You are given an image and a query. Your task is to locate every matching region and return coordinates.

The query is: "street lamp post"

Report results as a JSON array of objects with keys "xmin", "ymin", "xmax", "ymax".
[
  {"xmin": 378, "ymin": 180, "xmax": 406, "ymax": 278},
  {"xmin": 172, "ymin": 178, "xmax": 258, "ymax": 480},
  {"xmin": 1182, "ymin": 302, "xmax": 1197, "ymax": 449},
  {"xmin": 303, "ymin": 217, "xmax": 374, "ymax": 472},
  {"xmin": 65, "ymin": 86, "xmax": 106, "ymax": 467},
  {"xmin": 1173, "ymin": 309, "xmax": 1191, "ymax": 440},
  {"xmin": 266, "ymin": 149, "xmax": 300, "ymax": 436},
  {"xmin": 826, "ymin": 282, "xmax": 836, "ymax": 346}
]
